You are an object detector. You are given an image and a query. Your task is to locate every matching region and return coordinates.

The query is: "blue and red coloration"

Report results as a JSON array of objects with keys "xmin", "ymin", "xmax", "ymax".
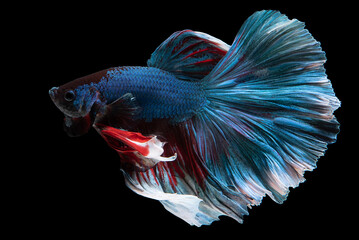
[{"xmin": 49, "ymin": 11, "xmax": 340, "ymax": 226}]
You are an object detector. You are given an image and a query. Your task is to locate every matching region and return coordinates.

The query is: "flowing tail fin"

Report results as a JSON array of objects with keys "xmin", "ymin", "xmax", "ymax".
[
  {"xmin": 103, "ymin": 10, "xmax": 340, "ymax": 226},
  {"xmin": 195, "ymin": 10, "xmax": 340, "ymax": 205}
]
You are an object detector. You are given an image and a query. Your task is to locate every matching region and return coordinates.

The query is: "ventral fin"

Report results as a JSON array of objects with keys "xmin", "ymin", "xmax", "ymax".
[
  {"xmin": 97, "ymin": 125, "xmax": 176, "ymax": 171},
  {"xmin": 147, "ymin": 30, "xmax": 229, "ymax": 81}
]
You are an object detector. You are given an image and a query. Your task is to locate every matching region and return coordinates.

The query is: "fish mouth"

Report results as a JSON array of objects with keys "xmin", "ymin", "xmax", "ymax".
[{"xmin": 49, "ymin": 87, "xmax": 58, "ymax": 101}]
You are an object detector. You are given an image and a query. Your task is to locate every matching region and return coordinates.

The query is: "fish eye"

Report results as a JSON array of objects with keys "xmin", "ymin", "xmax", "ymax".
[{"xmin": 64, "ymin": 90, "xmax": 75, "ymax": 101}]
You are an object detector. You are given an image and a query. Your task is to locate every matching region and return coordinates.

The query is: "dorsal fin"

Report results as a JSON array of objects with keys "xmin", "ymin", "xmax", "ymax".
[{"xmin": 147, "ymin": 30, "xmax": 229, "ymax": 81}]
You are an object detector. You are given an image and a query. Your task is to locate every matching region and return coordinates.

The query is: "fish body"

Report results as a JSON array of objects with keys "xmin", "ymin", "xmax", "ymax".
[
  {"xmin": 49, "ymin": 66, "xmax": 207, "ymax": 136},
  {"xmin": 49, "ymin": 10, "xmax": 340, "ymax": 226},
  {"xmin": 50, "ymin": 66, "xmax": 207, "ymax": 122},
  {"xmin": 85, "ymin": 66, "xmax": 206, "ymax": 121}
]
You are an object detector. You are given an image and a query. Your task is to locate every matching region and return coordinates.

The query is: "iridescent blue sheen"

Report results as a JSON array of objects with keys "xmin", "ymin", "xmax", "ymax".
[
  {"xmin": 49, "ymin": 10, "xmax": 341, "ymax": 227},
  {"xmin": 95, "ymin": 66, "xmax": 207, "ymax": 122}
]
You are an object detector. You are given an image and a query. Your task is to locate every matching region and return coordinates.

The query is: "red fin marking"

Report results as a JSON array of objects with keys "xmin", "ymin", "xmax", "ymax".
[
  {"xmin": 167, "ymin": 163, "xmax": 178, "ymax": 190},
  {"xmin": 102, "ymin": 126, "xmax": 151, "ymax": 143},
  {"xmin": 145, "ymin": 170, "xmax": 150, "ymax": 182},
  {"xmin": 176, "ymin": 40, "xmax": 202, "ymax": 55},
  {"xmin": 100, "ymin": 126, "xmax": 150, "ymax": 156},
  {"xmin": 135, "ymin": 172, "xmax": 142, "ymax": 184},
  {"xmin": 140, "ymin": 171, "xmax": 148, "ymax": 183},
  {"xmin": 171, "ymin": 30, "xmax": 193, "ymax": 53},
  {"xmin": 183, "ymin": 47, "xmax": 227, "ymax": 60},
  {"xmin": 182, "ymin": 47, "xmax": 211, "ymax": 59},
  {"xmin": 156, "ymin": 162, "xmax": 165, "ymax": 183},
  {"xmin": 172, "ymin": 150, "xmax": 185, "ymax": 179},
  {"xmin": 162, "ymin": 162, "xmax": 178, "ymax": 191},
  {"xmin": 191, "ymin": 59, "xmax": 217, "ymax": 66},
  {"xmin": 150, "ymin": 168, "xmax": 159, "ymax": 185}
]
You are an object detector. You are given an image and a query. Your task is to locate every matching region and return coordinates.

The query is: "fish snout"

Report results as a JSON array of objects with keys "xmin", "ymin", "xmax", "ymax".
[{"xmin": 49, "ymin": 87, "xmax": 59, "ymax": 101}]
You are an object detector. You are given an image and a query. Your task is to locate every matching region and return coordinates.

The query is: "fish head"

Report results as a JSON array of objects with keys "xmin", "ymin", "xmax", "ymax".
[
  {"xmin": 49, "ymin": 80, "xmax": 105, "ymax": 137},
  {"xmin": 49, "ymin": 83, "xmax": 100, "ymax": 118}
]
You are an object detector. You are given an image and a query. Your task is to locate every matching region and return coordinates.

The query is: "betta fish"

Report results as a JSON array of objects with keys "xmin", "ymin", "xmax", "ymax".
[{"xmin": 49, "ymin": 10, "xmax": 340, "ymax": 226}]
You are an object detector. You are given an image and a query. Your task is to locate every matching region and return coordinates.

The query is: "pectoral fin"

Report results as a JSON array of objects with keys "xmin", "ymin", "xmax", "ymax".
[{"xmin": 94, "ymin": 93, "xmax": 141, "ymax": 129}]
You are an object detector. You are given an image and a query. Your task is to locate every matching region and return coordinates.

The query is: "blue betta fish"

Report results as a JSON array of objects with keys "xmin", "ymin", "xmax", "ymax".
[{"xmin": 49, "ymin": 10, "xmax": 340, "ymax": 226}]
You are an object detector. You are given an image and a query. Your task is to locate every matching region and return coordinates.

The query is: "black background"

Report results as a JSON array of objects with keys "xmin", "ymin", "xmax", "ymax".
[{"xmin": 28, "ymin": 1, "xmax": 354, "ymax": 238}]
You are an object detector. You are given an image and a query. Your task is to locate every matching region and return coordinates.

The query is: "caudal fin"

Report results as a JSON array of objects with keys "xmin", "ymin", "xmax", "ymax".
[
  {"xmin": 104, "ymin": 10, "xmax": 340, "ymax": 226},
  {"xmin": 196, "ymin": 10, "xmax": 340, "ymax": 204}
]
